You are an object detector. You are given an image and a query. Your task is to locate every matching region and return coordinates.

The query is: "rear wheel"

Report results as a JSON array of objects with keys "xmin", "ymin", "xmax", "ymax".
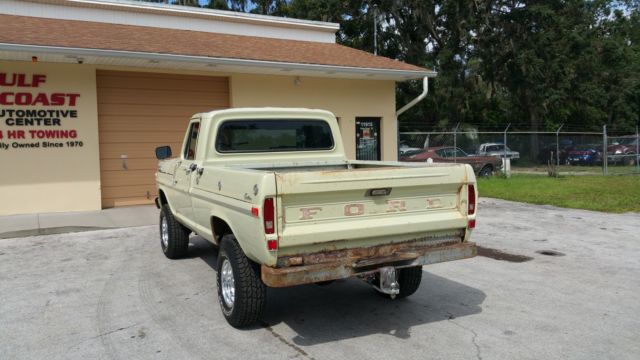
[
  {"xmin": 216, "ymin": 235, "xmax": 266, "ymax": 328},
  {"xmin": 625, "ymin": 154, "xmax": 637, "ymax": 166},
  {"xmin": 376, "ymin": 266, "xmax": 423, "ymax": 299},
  {"xmin": 478, "ymin": 165, "xmax": 493, "ymax": 177},
  {"xmin": 159, "ymin": 204, "xmax": 190, "ymax": 259}
]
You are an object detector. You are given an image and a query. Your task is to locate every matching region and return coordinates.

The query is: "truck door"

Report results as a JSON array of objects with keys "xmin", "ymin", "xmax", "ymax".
[{"xmin": 172, "ymin": 121, "xmax": 200, "ymax": 220}]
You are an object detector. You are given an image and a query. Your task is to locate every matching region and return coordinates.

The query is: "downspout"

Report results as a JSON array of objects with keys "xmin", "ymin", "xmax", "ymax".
[
  {"xmin": 396, "ymin": 76, "xmax": 429, "ymax": 117},
  {"xmin": 396, "ymin": 76, "xmax": 430, "ymax": 159}
]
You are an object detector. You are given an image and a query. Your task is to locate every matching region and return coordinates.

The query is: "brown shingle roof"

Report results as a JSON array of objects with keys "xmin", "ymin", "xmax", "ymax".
[{"xmin": 0, "ymin": 14, "xmax": 429, "ymax": 73}]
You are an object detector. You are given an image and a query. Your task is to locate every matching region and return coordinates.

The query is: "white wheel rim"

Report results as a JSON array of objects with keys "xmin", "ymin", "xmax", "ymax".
[
  {"xmin": 221, "ymin": 259, "xmax": 235, "ymax": 308},
  {"xmin": 161, "ymin": 217, "xmax": 169, "ymax": 248}
]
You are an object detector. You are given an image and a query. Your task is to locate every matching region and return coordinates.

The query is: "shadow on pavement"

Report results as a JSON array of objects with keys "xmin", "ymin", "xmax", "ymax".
[{"xmin": 187, "ymin": 236, "xmax": 486, "ymax": 346}]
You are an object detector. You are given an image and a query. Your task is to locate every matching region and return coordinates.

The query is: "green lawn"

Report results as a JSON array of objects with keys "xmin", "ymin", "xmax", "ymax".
[
  {"xmin": 511, "ymin": 164, "xmax": 638, "ymax": 176},
  {"xmin": 477, "ymin": 174, "xmax": 640, "ymax": 213}
]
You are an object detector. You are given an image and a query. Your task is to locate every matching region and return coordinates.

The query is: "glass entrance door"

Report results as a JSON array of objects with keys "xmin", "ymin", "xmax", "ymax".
[{"xmin": 355, "ymin": 117, "xmax": 381, "ymax": 160}]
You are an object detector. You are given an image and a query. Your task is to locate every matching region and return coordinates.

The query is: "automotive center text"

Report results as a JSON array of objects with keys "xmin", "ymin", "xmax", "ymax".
[{"xmin": 0, "ymin": 72, "xmax": 82, "ymax": 150}]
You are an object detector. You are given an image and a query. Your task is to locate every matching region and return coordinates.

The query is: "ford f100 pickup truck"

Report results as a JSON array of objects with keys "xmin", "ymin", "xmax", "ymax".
[{"xmin": 155, "ymin": 108, "xmax": 477, "ymax": 327}]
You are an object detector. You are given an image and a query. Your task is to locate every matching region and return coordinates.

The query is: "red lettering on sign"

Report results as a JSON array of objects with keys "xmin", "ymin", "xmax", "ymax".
[
  {"xmin": 66, "ymin": 93, "xmax": 80, "ymax": 106},
  {"xmin": 0, "ymin": 131, "xmax": 3, "ymax": 139},
  {"xmin": 50, "ymin": 93, "xmax": 66, "ymax": 106},
  {"xmin": 32, "ymin": 93, "xmax": 50, "ymax": 106},
  {"xmin": 0, "ymin": 92, "xmax": 81, "ymax": 106},
  {"xmin": 32, "ymin": 74, "xmax": 46, "ymax": 87},
  {"xmin": 28, "ymin": 129, "xmax": 78, "ymax": 139},
  {"xmin": 0, "ymin": 73, "xmax": 47, "ymax": 87},
  {"xmin": 15, "ymin": 93, "xmax": 31, "ymax": 105},
  {"xmin": 8, "ymin": 130, "xmax": 25, "ymax": 139}
]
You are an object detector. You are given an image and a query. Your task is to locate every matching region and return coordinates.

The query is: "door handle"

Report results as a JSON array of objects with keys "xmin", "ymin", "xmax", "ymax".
[{"xmin": 185, "ymin": 163, "xmax": 197, "ymax": 174}]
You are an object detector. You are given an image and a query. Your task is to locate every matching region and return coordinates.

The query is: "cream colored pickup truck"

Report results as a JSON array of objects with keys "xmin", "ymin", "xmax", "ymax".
[{"xmin": 155, "ymin": 108, "xmax": 477, "ymax": 327}]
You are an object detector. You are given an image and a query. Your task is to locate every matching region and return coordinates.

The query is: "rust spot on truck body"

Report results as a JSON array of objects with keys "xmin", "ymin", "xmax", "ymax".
[{"xmin": 262, "ymin": 239, "xmax": 476, "ymax": 288}]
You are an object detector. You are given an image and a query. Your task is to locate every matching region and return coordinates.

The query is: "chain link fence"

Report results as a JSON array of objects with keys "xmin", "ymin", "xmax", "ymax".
[{"xmin": 399, "ymin": 125, "xmax": 639, "ymax": 176}]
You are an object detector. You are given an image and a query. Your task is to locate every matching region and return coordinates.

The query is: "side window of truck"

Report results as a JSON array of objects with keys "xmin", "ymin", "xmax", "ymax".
[{"xmin": 184, "ymin": 122, "xmax": 200, "ymax": 160}]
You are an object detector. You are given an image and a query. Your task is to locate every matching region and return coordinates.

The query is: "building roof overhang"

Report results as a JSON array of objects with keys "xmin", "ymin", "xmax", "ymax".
[{"xmin": 0, "ymin": 43, "xmax": 435, "ymax": 81}]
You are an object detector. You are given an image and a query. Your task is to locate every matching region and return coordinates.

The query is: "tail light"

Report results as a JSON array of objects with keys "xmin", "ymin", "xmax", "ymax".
[
  {"xmin": 263, "ymin": 198, "xmax": 275, "ymax": 234},
  {"xmin": 468, "ymin": 184, "xmax": 476, "ymax": 216}
]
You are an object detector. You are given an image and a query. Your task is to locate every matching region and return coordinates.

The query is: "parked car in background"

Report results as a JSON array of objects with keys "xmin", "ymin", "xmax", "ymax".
[
  {"xmin": 477, "ymin": 143, "xmax": 520, "ymax": 160},
  {"xmin": 608, "ymin": 135, "xmax": 638, "ymax": 166},
  {"xmin": 399, "ymin": 141, "xmax": 423, "ymax": 157},
  {"xmin": 538, "ymin": 140, "xmax": 574, "ymax": 165},
  {"xmin": 567, "ymin": 145, "xmax": 603, "ymax": 165},
  {"xmin": 400, "ymin": 146, "xmax": 502, "ymax": 177}
]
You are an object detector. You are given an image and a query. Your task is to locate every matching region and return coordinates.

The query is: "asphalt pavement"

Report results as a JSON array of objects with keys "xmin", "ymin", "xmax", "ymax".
[{"xmin": 1, "ymin": 198, "xmax": 639, "ymax": 360}]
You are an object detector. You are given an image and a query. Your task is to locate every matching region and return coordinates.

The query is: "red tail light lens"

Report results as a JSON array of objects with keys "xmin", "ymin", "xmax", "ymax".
[
  {"xmin": 263, "ymin": 198, "xmax": 275, "ymax": 234},
  {"xmin": 468, "ymin": 184, "xmax": 476, "ymax": 216}
]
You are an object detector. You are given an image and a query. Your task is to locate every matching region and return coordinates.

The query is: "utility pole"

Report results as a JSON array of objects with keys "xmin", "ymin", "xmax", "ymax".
[{"xmin": 373, "ymin": 5, "xmax": 378, "ymax": 55}]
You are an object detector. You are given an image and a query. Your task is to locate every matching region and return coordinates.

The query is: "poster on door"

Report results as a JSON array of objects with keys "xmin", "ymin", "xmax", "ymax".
[{"xmin": 356, "ymin": 118, "xmax": 380, "ymax": 161}]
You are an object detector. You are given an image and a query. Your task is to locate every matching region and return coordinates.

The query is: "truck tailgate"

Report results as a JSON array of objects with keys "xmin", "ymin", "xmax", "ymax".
[{"xmin": 275, "ymin": 163, "xmax": 472, "ymax": 252}]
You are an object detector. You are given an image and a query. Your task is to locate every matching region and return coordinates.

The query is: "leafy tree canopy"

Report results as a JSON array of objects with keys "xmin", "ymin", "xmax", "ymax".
[{"xmin": 139, "ymin": 0, "xmax": 640, "ymax": 133}]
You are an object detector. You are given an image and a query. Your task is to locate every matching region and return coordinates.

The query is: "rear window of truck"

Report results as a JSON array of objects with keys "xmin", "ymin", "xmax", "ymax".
[{"xmin": 215, "ymin": 119, "xmax": 334, "ymax": 153}]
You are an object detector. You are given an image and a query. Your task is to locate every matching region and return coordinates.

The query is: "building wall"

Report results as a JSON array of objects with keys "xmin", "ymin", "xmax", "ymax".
[
  {"xmin": 0, "ymin": 61, "xmax": 398, "ymax": 215},
  {"xmin": 0, "ymin": 60, "xmax": 101, "ymax": 215},
  {"xmin": 230, "ymin": 74, "xmax": 398, "ymax": 161}
]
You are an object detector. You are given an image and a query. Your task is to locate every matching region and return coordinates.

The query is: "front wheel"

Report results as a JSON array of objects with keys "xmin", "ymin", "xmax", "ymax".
[
  {"xmin": 159, "ymin": 204, "xmax": 190, "ymax": 259},
  {"xmin": 217, "ymin": 235, "xmax": 266, "ymax": 328}
]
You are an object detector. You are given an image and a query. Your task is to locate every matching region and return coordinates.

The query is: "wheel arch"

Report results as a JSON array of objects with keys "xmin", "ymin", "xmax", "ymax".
[
  {"xmin": 479, "ymin": 164, "xmax": 494, "ymax": 176},
  {"xmin": 210, "ymin": 216, "xmax": 233, "ymax": 246},
  {"xmin": 158, "ymin": 189, "xmax": 169, "ymax": 207},
  {"xmin": 209, "ymin": 213, "xmax": 269, "ymax": 265}
]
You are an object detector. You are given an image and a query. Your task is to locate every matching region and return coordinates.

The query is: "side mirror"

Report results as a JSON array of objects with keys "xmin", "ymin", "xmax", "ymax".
[{"xmin": 155, "ymin": 146, "xmax": 172, "ymax": 160}]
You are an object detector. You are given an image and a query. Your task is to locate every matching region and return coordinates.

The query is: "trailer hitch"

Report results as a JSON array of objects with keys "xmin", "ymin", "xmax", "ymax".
[{"xmin": 372, "ymin": 266, "xmax": 400, "ymax": 299}]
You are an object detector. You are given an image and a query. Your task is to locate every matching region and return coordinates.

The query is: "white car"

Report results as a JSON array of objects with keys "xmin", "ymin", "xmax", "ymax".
[
  {"xmin": 399, "ymin": 142, "xmax": 423, "ymax": 157},
  {"xmin": 477, "ymin": 143, "xmax": 520, "ymax": 160}
]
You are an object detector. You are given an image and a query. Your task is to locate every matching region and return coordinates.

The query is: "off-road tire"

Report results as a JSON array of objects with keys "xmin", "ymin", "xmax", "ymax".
[
  {"xmin": 396, "ymin": 266, "xmax": 423, "ymax": 298},
  {"xmin": 478, "ymin": 165, "xmax": 493, "ymax": 177},
  {"xmin": 217, "ymin": 235, "xmax": 266, "ymax": 328},
  {"xmin": 377, "ymin": 266, "xmax": 423, "ymax": 299},
  {"xmin": 159, "ymin": 204, "xmax": 190, "ymax": 259}
]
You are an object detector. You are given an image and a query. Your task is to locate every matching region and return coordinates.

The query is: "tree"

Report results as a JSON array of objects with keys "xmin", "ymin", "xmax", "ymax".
[{"xmin": 138, "ymin": 0, "xmax": 640, "ymax": 135}]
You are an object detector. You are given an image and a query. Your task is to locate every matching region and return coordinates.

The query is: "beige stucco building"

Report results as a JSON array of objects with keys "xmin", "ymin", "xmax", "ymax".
[{"xmin": 0, "ymin": 0, "xmax": 434, "ymax": 216}]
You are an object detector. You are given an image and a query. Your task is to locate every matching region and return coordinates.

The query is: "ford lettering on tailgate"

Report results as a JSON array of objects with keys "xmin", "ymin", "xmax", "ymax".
[{"xmin": 286, "ymin": 195, "xmax": 457, "ymax": 223}]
